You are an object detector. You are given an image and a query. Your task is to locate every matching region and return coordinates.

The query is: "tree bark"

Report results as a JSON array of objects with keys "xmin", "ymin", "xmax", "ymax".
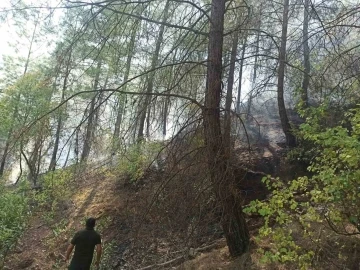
[
  {"xmin": 247, "ymin": 10, "xmax": 261, "ymax": 118},
  {"xmin": 0, "ymin": 138, "xmax": 11, "ymax": 177},
  {"xmin": 27, "ymin": 135, "xmax": 44, "ymax": 185},
  {"xmin": 81, "ymin": 61, "xmax": 102, "ymax": 163},
  {"xmin": 163, "ymin": 94, "xmax": 170, "ymax": 137},
  {"xmin": 137, "ymin": 0, "xmax": 170, "ymax": 142},
  {"xmin": 278, "ymin": 0, "xmax": 296, "ymax": 147},
  {"xmin": 203, "ymin": 0, "xmax": 249, "ymax": 257},
  {"xmin": 49, "ymin": 53, "xmax": 71, "ymax": 171},
  {"xmin": 94, "ymin": 74, "xmax": 108, "ymax": 128},
  {"xmin": 223, "ymin": 28, "xmax": 239, "ymax": 152},
  {"xmin": 113, "ymin": 16, "xmax": 140, "ymax": 151},
  {"xmin": 163, "ymin": 51, "xmax": 177, "ymax": 137},
  {"xmin": 236, "ymin": 36, "xmax": 247, "ymax": 114}
]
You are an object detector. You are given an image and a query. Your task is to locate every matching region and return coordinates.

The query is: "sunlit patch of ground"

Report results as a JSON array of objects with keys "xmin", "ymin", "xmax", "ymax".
[{"xmin": 4, "ymin": 167, "xmax": 124, "ymax": 270}]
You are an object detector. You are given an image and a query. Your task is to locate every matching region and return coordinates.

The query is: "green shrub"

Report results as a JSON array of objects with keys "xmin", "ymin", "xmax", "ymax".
[
  {"xmin": 33, "ymin": 168, "xmax": 73, "ymax": 227},
  {"xmin": 35, "ymin": 168, "xmax": 73, "ymax": 208},
  {"xmin": 117, "ymin": 142, "xmax": 163, "ymax": 182},
  {"xmin": 245, "ymin": 105, "xmax": 360, "ymax": 269},
  {"xmin": 0, "ymin": 181, "xmax": 29, "ymax": 266}
]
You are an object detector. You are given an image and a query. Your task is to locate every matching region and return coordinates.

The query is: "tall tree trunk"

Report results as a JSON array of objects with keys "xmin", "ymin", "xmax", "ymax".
[
  {"xmin": 81, "ymin": 61, "xmax": 102, "ymax": 163},
  {"xmin": 301, "ymin": 0, "xmax": 310, "ymax": 107},
  {"xmin": 49, "ymin": 53, "xmax": 71, "ymax": 171},
  {"xmin": 27, "ymin": 134, "xmax": 44, "ymax": 185},
  {"xmin": 247, "ymin": 13, "xmax": 261, "ymax": 118},
  {"xmin": 63, "ymin": 140, "xmax": 72, "ymax": 168},
  {"xmin": 81, "ymin": 98, "xmax": 97, "ymax": 163},
  {"xmin": 161, "ymin": 50, "xmax": 178, "ymax": 137},
  {"xmin": 278, "ymin": 0, "xmax": 296, "ymax": 146},
  {"xmin": 137, "ymin": 0, "xmax": 170, "ymax": 142},
  {"xmin": 20, "ymin": 122, "xmax": 45, "ymax": 186},
  {"xmin": 146, "ymin": 102, "xmax": 152, "ymax": 138},
  {"xmin": 113, "ymin": 17, "xmax": 140, "ymax": 151},
  {"xmin": 95, "ymin": 74, "xmax": 108, "ymax": 128},
  {"xmin": 0, "ymin": 137, "xmax": 11, "ymax": 177},
  {"xmin": 223, "ymin": 28, "xmax": 240, "ymax": 151},
  {"xmin": 75, "ymin": 129, "xmax": 79, "ymax": 164},
  {"xmin": 203, "ymin": 0, "xmax": 249, "ymax": 257},
  {"xmin": 236, "ymin": 35, "xmax": 247, "ymax": 114},
  {"xmin": 163, "ymin": 97, "xmax": 170, "ymax": 137}
]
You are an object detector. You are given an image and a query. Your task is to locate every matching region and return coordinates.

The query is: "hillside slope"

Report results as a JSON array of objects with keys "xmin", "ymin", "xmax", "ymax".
[{"xmin": 4, "ymin": 164, "xmax": 251, "ymax": 270}]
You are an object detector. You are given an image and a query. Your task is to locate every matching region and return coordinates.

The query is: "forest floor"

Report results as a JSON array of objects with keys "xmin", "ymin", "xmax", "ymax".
[
  {"xmin": 3, "ymin": 161, "xmax": 260, "ymax": 270},
  {"xmin": 4, "ymin": 166, "xmax": 125, "ymax": 269},
  {"xmin": 4, "ymin": 146, "xmax": 359, "ymax": 270}
]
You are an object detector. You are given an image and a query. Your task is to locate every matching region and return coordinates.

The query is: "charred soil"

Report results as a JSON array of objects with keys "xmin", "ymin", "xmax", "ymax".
[{"xmin": 3, "ymin": 145, "xmax": 312, "ymax": 270}]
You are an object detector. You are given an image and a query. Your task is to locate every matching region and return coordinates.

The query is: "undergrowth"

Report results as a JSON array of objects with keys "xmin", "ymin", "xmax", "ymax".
[
  {"xmin": 245, "ymin": 105, "xmax": 360, "ymax": 269},
  {"xmin": 115, "ymin": 141, "xmax": 163, "ymax": 182},
  {"xmin": 0, "ymin": 181, "xmax": 29, "ymax": 268}
]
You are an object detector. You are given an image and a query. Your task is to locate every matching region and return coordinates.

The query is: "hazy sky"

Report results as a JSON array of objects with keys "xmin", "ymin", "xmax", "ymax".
[
  {"xmin": 0, "ymin": 0, "xmax": 254, "ymax": 102},
  {"xmin": 0, "ymin": 0, "xmax": 62, "ymax": 69},
  {"xmin": 0, "ymin": 1, "xmax": 15, "ymax": 59}
]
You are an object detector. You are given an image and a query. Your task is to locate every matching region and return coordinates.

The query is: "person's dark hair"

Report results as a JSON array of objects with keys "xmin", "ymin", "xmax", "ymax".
[{"xmin": 86, "ymin": 217, "xmax": 96, "ymax": 229}]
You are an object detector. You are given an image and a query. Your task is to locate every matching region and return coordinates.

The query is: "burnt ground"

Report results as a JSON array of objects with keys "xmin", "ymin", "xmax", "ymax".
[
  {"xmin": 7, "ymin": 143, "xmax": 352, "ymax": 270},
  {"xmin": 3, "ymin": 144, "xmax": 281, "ymax": 270},
  {"xmin": 2, "ymin": 166, "xmax": 221, "ymax": 269}
]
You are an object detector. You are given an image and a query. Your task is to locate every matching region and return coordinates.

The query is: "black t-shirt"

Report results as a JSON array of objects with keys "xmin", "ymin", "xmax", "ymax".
[{"xmin": 69, "ymin": 228, "xmax": 101, "ymax": 269}]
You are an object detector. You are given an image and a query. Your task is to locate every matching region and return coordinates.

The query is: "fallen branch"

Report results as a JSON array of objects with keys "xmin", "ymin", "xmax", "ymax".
[
  {"xmin": 137, "ymin": 256, "xmax": 186, "ymax": 270},
  {"xmin": 136, "ymin": 241, "xmax": 225, "ymax": 270}
]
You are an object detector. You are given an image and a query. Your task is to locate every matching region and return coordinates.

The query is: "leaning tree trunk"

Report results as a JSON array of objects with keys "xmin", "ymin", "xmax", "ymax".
[
  {"xmin": 278, "ymin": 0, "xmax": 296, "ymax": 147},
  {"xmin": 203, "ymin": 0, "xmax": 249, "ymax": 257}
]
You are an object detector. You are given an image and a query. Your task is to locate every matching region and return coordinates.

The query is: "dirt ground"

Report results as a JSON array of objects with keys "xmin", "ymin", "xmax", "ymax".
[
  {"xmin": 4, "ymin": 167, "xmax": 125, "ymax": 269},
  {"xmin": 4, "ymin": 156, "xmax": 360, "ymax": 270},
  {"xmin": 3, "ymin": 165, "xmax": 238, "ymax": 270}
]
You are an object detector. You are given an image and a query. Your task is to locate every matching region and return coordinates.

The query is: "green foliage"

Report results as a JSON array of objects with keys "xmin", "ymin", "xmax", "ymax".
[
  {"xmin": 244, "ymin": 175, "xmax": 316, "ymax": 269},
  {"xmin": 245, "ymin": 105, "xmax": 360, "ymax": 269},
  {"xmin": 0, "ymin": 168, "xmax": 72, "ymax": 265},
  {"xmin": 43, "ymin": 169, "xmax": 73, "ymax": 202},
  {"xmin": 34, "ymin": 168, "xmax": 73, "ymax": 224},
  {"xmin": 0, "ymin": 71, "xmax": 53, "ymax": 153},
  {"xmin": 117, "ymin": 142, "xmax": 163, "ymax": 182},
  {"xmin": 0, "ymin": 181, "xmax": 29, "ymax": 265},
  {"xmin": 2, "ymin": 71, "xmax": 52, "ymax": 119}
]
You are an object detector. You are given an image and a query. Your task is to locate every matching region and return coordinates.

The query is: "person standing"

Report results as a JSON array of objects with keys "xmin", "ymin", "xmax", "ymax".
[{"xmin": 65, "ymin": 218, "xmax": 102, "ymax": 270}]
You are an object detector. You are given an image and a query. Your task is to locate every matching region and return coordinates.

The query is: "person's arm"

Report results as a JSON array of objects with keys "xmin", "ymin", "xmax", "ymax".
[
  {"xmin": 94, "ymin": 244, "xmax": 102, "ymax": 267},
  {"xmin": 65, "ymin": 244, "xmax": 74, "ymax": 264},
  {"xmin": 66, "ymin": 232, "xmax": 78, "ymax": 265}
]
